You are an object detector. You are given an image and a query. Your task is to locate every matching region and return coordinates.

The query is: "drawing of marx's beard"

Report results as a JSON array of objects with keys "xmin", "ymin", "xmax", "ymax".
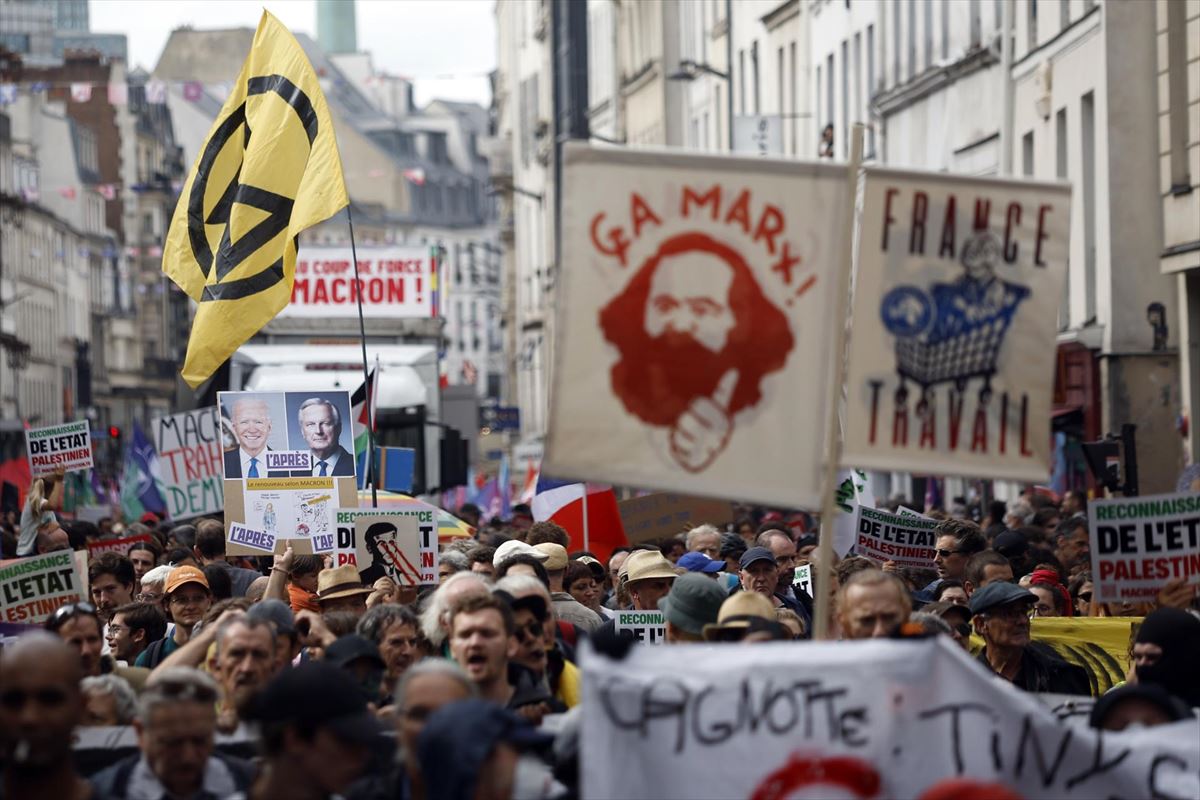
[{"xmin": 611, "ymin": 329, "xmax": 739, "ymax": 426}]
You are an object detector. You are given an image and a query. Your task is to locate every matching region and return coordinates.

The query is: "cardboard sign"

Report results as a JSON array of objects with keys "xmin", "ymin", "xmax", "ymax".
[
  {"xmin": 614, "ymin": 610, "xmax": 667, "ymax": 644},
  {"xmin": 218, "ymin": 390, "xmax": 357, "ymax": 479},
  {"xmin": 581, "ymin": 637, "xmax": 1200, "ymax": 799},
  {"xmin": 87, "ymin": 533, "xmax": 152, "ymax": 559},
  {"xmin": 0, "ymin": 550, "xmax": 87, "ymax": 625},
  {"xmin": 545, "ymin": 144, "xmax": 851, "ymax": 508},
  {"xmin": 228, "ymin": 522, "xmax": 276, "ymax": 554},
  {"xmin": 26, "ymin": 420, "xmax": 93, "ymax": 478},
  {"xmin": 853, "ymin": 505, "xmax": 939, "ymax": 567},
  {"xmin": 153, "ymin": 407, "xmax": 224, "ymax": 520},
  {"xmin": 334, "ymin": 508, "xmax": 438, "ymax": 586},
  {"xmin": 1088, "ymin": 491, "xmax": 1200, "ymax": 603},
  {"xmin": 617, "ymin": 493, "xmax": 733, "ymax": 544},
  {"xmin": 792, "ymin": 563, "xmax": 812, "ymax": 597},
  {"xmin": 223, "ymin": 476, "xmax": 358, "ymax": 556},
  {"xmin": 832, "ymin": 469, "xmax": 874, "ymax": 558},
  {"xmin": 285, "ymin": 245, "xmax": 435, "ymax": 319},
  {"xmin": 843, "ymin": 168, "xmax": 1071, "ymax": 482}
]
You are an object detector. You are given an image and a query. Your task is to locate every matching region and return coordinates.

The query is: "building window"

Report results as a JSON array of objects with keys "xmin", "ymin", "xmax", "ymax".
[
  {"xmin": 826, "ymin": 52, "xmax": 834, "ymax": 135},
  {"xmin": 816, "ymin": 63, "xmax": 823, "ymax": 135},
  {"xmin": 1081, "ymin": 91, "xmax": 1096, "ymax": 322},
  {"xmin": 970, "ymin": 0, "xmax": 982, "ymax": 47},
  {"xmin": 789, "ymin": 41, "xmax": 798, "ymax": 155},
  {"xmin": 1021, "ymin": 130, "xmax": 1034, "ymax": 176},
  {"xmin": 1027, "ymin": 0, "xmax": 1038, "ymax": 51},
  {"xmin": 1056, "ymin": 107, "xmax": 1069, "ymax": 330},
  {"xmin": 841, "ymin": 40, "xmax": 849, "ymax": 156},
  {"xmin": 924, "ymin": 0, "xmax": 933, "ymax": 69},
  {"xmin": 853, "ymin": 32, "xmax": 862, "ymax": 132},
  {"xmin": 1059, "ymin": 0, "xmax": 1069, "ymax": 30},
  {"xmin": 941, "ymin": 0, "xmax": 949, "ymax": 60},
  {"xmin": 866, "ymin": 24, "xmax": 876, "ymax": 155},
  {"xmin": 751, "ymin": 40, "xmax": 760, "ymax": 115},
  {"xmin": 892, "ymin": 2, "xmax": 901, "ymax": 85},
  {"xmin": 739, "ymin": 49, "xmax": 746, "ymax": 115},
  {"xmin": 1166, "ymin": 0, "xmax": 1192, "ymax": 191},
  {"xmin": 907, "ymin": 0, "xmax": 916, "ymax": 79}
]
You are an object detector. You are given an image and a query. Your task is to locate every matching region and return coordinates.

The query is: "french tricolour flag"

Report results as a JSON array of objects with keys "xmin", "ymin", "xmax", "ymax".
[{"xmin": 531, "ymin": 474, "xmax": 628, "ymax": 563}]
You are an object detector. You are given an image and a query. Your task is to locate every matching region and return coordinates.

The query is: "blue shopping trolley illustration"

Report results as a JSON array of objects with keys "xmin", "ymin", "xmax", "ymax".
[{"xmin": 880, "ymin": 231, "xmax": 1030, "ymax": 414}]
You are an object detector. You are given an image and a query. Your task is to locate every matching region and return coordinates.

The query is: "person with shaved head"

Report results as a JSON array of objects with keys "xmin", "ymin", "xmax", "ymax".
[{"xmin": 0, "ymin": 633, "xmax": 100, "ymax": 799}]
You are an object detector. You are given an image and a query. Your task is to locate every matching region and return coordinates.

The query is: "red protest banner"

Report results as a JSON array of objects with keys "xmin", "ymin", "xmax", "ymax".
[{"xmin": 87, "ymin": 533, "xmax": 153, "ymax": 559}]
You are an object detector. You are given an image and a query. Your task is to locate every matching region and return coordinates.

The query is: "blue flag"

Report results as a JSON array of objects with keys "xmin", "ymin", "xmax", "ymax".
[{"xmin": 120, "ymin": 422, "xmax": 168, "ymax": 521}]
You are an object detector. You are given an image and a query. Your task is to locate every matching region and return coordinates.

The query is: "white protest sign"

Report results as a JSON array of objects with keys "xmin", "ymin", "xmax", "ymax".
[
  {"xmin": 843, "ymin": 169, "xmax": 1071, "ymax": 482},
  {"xmin": 853, "ymin": 505, "xmax": 939, "ymax": 567},
  {"xmin": 614, "ymin": 610, "xmax": 667, "ymax": 645},
  {"xmin": 25, "ymin": 420, "xmax": 93, "ymax": 478},
  {"xmin": 545, "ymin": 143, "xmax": 850, "ymax": 508},
  {"xmin": 334, "ymin": 508, "xmax": 438, "ymax": 585},
  {"xmin": 792, "ymin": 563, "xmax": 812, "ymax": 597},
  {"xmin": 153, "ymin": 407, "xmax": 223, "ymax": 520},
  {"xmin": 581, "ymin": 637, "xmax": 1200, "ymax": 800},
  {"xmin": 284, "ymin": 245, "xmax": 434, "ymax": 319},
  {"xmin": 832, "ymin": 469, "xmax": 874, "ymax": 558},
  {"xmin": 0, "ymin": 550, "xmax": 86, "ymax": 625},
  {"xmin": 897, "ymin": 505, "xmax": 929, "ymax": 519},
  {"xmin": 228, "ymin": 522, "xmax": 276, "ymax": 554},
  {"xmin": 1088, "ymin": 491, "xmax": 1200, "ymax": 604}
]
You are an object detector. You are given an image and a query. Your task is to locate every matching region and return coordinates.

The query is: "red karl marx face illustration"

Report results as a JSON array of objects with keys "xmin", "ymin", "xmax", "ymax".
[{"xmin": 599, "ymin": 232, "xmax": 794, "ymax": 471}]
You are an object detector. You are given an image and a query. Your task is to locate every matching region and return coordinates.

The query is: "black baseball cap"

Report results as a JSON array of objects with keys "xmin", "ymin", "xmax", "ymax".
[
  {"xmin": 324, "ymin": 634, "xmax": 386, "ymax": 671},
  {"xmin": 739, "ymin": 547, "xmax": 777, "ymax": 570},
  {"xmin": 992, "ymin": 530, "xmax": 1028, "ymax": 558},
  {"xmin": 243, "ymin": 661, "xmax": 385, "ymax": 745}
]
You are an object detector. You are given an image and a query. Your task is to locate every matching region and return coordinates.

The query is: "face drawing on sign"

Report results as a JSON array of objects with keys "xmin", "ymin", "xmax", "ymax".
[
  {"xmin": 880, "ymin": 230, "xmax": 1030, "ymax": 414},
  {"xmin": 600, "ymin": 232, "xmax": 793, "ymax": 472},
  {"xmin": 364, "ymin": 522, "xmax": 422, "ymax": 585}
]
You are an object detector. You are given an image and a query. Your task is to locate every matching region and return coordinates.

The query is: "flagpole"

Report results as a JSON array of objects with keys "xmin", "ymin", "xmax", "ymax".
[
  {"xmin": 346, "ymin": 204, "xmax": 377, "ymax": 509},
  {"xmin": 581, "ymin": 485, "xmax": 590, "ymax": 553},
  {"xmin": 813, "ymin": 123, "xmax": 864, "ymax": 641}
]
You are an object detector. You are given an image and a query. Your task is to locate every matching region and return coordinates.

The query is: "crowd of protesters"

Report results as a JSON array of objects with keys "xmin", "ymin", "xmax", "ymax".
[{"xmin": 0, "ymin": 470, "xmax": 1198, "ymax": 800}]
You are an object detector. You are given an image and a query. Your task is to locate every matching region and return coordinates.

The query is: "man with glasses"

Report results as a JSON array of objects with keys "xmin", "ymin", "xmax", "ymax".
[
  {"xmin": 970, "ymin": 582, "xmax": 1089, "ymax": 695},
  {"xmin": 106, "ymin": 601, "xmax": 168, "ymax": 666},
  {"xmin": 927, "ymin": 519, "xmax": 988, "ymax": 593},
  {"xmin": 136, "ymin": 566, "xmax": 212, "ymax": 669},
  {"xmin": 45, "ymin": 602, "xmax": 150, "ymax": 690},
  {"xmin": 90, "ymin": 667, "xmax": 256, "ymax": 798}
]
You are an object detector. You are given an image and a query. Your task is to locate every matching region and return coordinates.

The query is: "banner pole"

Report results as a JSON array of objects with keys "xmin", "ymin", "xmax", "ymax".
[
  {"xmin": 813, "ymin": 123, "xmax": 865, "ymax": 641},
  {"xmin": 346, "ymin": 205, "xmax": 377, "ymax": 509},
  {"xmin": 581, "ymin": 485, "xmax": 590, "ymax": 553}
]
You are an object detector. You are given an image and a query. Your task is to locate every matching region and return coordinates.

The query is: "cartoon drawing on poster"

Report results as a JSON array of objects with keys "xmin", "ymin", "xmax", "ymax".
[
  {"xmin": 243, "ymin": 478, "xmax": 334, "ymax": 540},
  {"xmin": 545, "ymin": 144, "xmax": 851, "ymax": 508},
  {"xmin": 842, "ymin": 171, "xmax": 1071, "ymax": 482},
  {"xmin": 218, "ymin": 390, "xmax": 356, "ymax": 479}
]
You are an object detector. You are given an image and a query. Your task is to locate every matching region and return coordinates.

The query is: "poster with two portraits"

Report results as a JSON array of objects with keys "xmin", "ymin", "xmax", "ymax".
[
  {"xmin": 545, "ymin": 144, "xmax": 1070, "ymax": 506},
  {"xmin": 219, "ymin": 391, "xmax": 360, "ymax": 562}
]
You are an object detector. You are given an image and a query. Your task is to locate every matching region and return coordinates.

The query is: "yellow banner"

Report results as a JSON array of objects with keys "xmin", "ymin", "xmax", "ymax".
[
  {"xmin": 971, "ymin": 616, "xmax": 1142, "ymax": 696},
  {"xmin": 163, "ymin": 10, "xmax": 349, "ymax": 387},
  {"xmin": 245, "ymin": 477, "xmax": 335, "ymax": 492}
]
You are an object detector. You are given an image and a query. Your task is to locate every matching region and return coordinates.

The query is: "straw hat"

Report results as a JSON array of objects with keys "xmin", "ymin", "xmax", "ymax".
[{"xmin": 316, "ymin": 565, "xmax": 374, "ymax": 602}]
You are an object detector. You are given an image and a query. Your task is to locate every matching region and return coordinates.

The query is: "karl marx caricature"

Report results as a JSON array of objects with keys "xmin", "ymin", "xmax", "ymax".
[{"xmin": 599, "ymin": 232, "xmax": 794, "ymax": 471}]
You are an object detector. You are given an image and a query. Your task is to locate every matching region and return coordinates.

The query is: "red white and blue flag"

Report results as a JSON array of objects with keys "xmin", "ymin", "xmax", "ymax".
[{"xmin": 531, "ymin": 474, "xmax": 627, "ymax": 562}]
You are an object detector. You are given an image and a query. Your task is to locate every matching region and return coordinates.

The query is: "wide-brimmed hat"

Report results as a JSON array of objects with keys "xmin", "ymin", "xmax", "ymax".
[
  {"xmin": 622, "ymin": 550, "xmax": 678, "ymax": 584},
  {"xmin": 316, "ymin": 565, "xmax": 374, "ymax": 603},
  {"xmin": 658, "ymin": 573, "xmax": 726, "ymax": 636},
  {"xmin": 702, "ymin": 591, "xmax": 778, "ymax": 640}
]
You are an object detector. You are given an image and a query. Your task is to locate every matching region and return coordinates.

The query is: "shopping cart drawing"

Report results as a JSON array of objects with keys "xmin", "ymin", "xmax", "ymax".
[{"xmin": 880, "ymin": 231, "xmax": 1030, "ymax": 414}]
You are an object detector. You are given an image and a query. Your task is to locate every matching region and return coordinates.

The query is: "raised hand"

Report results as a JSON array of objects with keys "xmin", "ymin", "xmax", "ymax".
[{"xmin": 669, "ymin": 369, "xmax": 737, "ymax": 472}]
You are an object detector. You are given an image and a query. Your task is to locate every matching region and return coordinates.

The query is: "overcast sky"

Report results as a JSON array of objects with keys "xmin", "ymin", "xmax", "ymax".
[{"xmin": 89, "ymin": 0, "xmax": 496, "ymax": 108}]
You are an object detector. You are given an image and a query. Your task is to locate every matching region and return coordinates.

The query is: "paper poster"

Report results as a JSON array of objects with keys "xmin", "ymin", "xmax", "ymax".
[
  {"xmin": 153, "ymin": 407, "xmax": 224, "ymax": 520},
  {"xmin": 832, "ymin": 469, "xmax": 874, "ymax": 558},
  {"xmin": 581, "ymin": 638, "xmax": 1200, "ymax": 799},
  {"xmin": 853, "ymin": 505, "xmax": 939, "ymax": 567},
  {"xmin": 617, "ymin": 493, "xmax": 732, "ymax": 544},
  {"xmin": 86, "ymin": 533, "xmax": 153, "ymax": 559},
  {"xmin": 228, "ymin": 522, "xmax": 276, "ymax": 554},
  {"xmin": 545, "ymin": 143, "xmax": 850, "ymax": 508},
  {"xmin": 792, "ymin": 563, "xmax": 813, "ymax": 597},
  {"xmin": 0, "ymin": 550, "xmax": 87, "ymax": 625},
  {"xmin": 614, "ymin": 610, "xmax": 667, "ymax": 645},
  {"xmin": 26, "ymin": 420, "xmax": 93, "ymax": 478},
  {"xmin": 843, "ymin": 169, "xmax": 1071, "ymax": 482},
  {"xmin": 334, "ymin": 508, "xmax": 438, "ymax": 586},
  {"xmin": 1088, "ymin": 491, "xmax": 1200, "ymax": 604},
  {"xmin": 242, "ymin": 477, "xmax": 335, "ymax": 541},
  {"xmin": 284, "ymin": 245, "xmax": 435, "ymax": 319},
  {"xmin": 217, "ymin": 390, "xmax": 356, "ymax": 479}
]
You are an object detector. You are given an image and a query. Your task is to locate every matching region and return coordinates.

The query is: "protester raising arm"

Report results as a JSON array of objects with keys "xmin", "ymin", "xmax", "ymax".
[
  {"xmin": 265, "ymin": 544, "xmax": 294, "ymax": 605},
  {"xmin": 153, "ymin": 607, "xmax": 247, "ymax": 673}
]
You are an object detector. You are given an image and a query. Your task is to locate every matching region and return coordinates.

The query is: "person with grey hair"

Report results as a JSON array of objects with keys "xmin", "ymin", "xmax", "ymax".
[
  {"xmin": 439, "ymin": 549, "xmax": 471, "ymax": 582},
  {"xmin": 80, "ymin": 674, "xmax": 137, "ymax": 726},
  {"xmin": 90, "ymin": 666, "xmax": 256, "ymax": 798},
  {"xmin": 685, "ymin": 524, "xmax": 722, "ymax": 560},
  {"xmin": 908, "ymin": 611, "xmax": 954, "ymax": 639},
  {"xmin": 292, "ymin": 396, "xmax": 353, "ymax": 477},
  {"xmin": 139, "ymin": 563, "xmax": 175, "ymax": 604},
  {"xmin": 345, "ymin": 660, "xmax": 477, "ymax": 800},
  {"xmin": 419, "ymin": 572, "xmax": 490, "ymax": 655},
  {"xmin": 357, "ymin": 604, "xmax": 426, "ymax": 689}
]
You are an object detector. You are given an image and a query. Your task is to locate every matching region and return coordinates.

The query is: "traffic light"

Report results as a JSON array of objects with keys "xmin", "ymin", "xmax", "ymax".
[{"xmin": 108, "ymin": 425, "xmax": 121, "ymax": 441}]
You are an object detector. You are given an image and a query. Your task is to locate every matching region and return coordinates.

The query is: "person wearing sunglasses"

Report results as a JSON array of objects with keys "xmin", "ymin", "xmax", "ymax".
[
  {"xmin": 970, "ymin": 582, "xmax": 1089, "ymax": 695},
  {"xmin": 45, "ymin": 601, "xmax": 151, "ymax": 692},
  {"xmin": 1068, "ymin": 572, "xmax": 1094, "ymax": 616}
]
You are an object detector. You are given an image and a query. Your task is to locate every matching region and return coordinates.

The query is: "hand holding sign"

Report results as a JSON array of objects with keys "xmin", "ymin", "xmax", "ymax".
[{"xmin": 670, "ymin": 369, "xmax": 737, "ymax": 472}]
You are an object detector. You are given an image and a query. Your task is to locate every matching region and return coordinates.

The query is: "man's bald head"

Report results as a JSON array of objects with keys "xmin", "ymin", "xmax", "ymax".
[
  {"xmin": 1, "ymin": 632, "xmax": 83, "ymax": 684},
  {"xmin": 0, "ymin": 633, "xmax": 84, "ymax": 771}
]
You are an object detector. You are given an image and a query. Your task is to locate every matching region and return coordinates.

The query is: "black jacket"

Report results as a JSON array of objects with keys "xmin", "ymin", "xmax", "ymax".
[{"xmin": 977, "ymin": 642, "xmax": 1091, "ymax": 696}]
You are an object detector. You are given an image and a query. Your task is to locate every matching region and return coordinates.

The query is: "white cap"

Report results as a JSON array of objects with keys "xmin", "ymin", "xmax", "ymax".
[{"xmin": 493, "ymin": 539, "xmax": 551, "ymax": 568}]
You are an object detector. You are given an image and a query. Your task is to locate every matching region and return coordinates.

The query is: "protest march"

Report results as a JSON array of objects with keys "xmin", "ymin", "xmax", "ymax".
[{"xmin": 0, "ymin": 4, "xmax": 1198, "ymax": 800}]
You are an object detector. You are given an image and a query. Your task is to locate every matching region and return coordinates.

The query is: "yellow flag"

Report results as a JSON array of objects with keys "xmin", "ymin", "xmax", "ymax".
[{"xmin": 163, "ymin": 10, "xmax": 348, "ymax": 388}]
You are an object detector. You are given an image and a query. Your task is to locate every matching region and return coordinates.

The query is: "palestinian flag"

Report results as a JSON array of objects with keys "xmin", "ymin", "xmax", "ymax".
[{"xmin": 351, "ymin": 364, "xmax": 379, "ymax": 459}]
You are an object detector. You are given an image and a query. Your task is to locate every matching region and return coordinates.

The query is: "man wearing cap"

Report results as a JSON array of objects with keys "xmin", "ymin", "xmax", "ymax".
[
  {"xmin": 660, "ymin": 572, "xmax": 727, "ymax": 643},
  {"xmin": 325, "ymin": 635, "xmax": 388, "ymax": 708},
  {"xmin": 970, "ymin": 582, "xmax": 1089, "ymax": 695},
  {"xmin": 755, "ymin": 531, "xmax": 814, "ymax": 632},
  {"xmin": 703, "ymin": 592, "xmax": 789, "ymax": 642},
  {"xmin": 593, "ymin": 550, "xmax": 679, "ymax": 641},
  {"xmin": 316, "ymin": 564, "xmax": 376, "ymax": 618},
  {"xmin": 492, "ymin": 539, "xmax": 551, "ymax": 571},
  {"xmin": 922, "ymin": 601, "xmax": 972, "ymax": 650},
  {"xmin": 137, "ymin": 565, "xmax": 212, "ymax": 669},
  {"xmin": 534, "ymin": 542, "xmax": 602, "ymax": 633},
  {"xmin": 245, "ymin": 661, "xmax": 384, "ymax": 799},
  {"xmin": 738, "ymin": 547, "xmax": 782, "ymax": 602}
]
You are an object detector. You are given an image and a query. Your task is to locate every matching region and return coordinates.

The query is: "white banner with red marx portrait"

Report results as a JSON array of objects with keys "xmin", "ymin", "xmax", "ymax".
[
  {"xmin": 581, "ymin": 638, "xmax": 1200, "ymax": 800},
  {"xmin": 842, "ymin": 169, "xmax": 1071, "ymax": 482},
  {"xmin": 545, "ymin": 144, "xmax": 851, "ymax": 507}
]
